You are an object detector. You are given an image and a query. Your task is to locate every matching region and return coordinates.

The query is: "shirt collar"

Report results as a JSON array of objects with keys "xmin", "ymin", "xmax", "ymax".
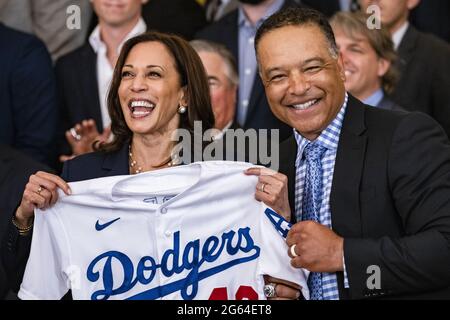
[
  {"xmin": 238, "ymin": 0, "xmax": 284, "ymax": 28},
  {"xmin": 392, "ymin": 21, "xmax": 409, "ymax": 50},
  {"xmin": 363, "ymin": 88, "xmax": 384, "ymax": 107},
  {"xmin": 89, "ymin": 17, "xmax": 147, "ymax": 54},
  {"xmin": 294, "ymin": 93, "xmax": 349, "ymax": 167}
]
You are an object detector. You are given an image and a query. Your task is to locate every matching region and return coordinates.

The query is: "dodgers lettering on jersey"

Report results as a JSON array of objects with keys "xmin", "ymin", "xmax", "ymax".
[
  {"xmin": 19, "ymin": 161, "xmax": 309, "ymax": 300},
  {"xmin": 88, "ymin": 227, "xmax": 260, "ymax": 300}
]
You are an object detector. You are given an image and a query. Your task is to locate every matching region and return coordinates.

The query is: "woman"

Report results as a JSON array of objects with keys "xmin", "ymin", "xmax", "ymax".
[
  {"xmin": 3, "ymin": 31, "xmax": 212, "ymax": 291},
  {"xmin": 4, "ymin": 31, "xmax": 298, "ymax": 300}
]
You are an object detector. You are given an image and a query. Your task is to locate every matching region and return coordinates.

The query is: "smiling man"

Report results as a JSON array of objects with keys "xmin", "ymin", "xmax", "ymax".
[
  {"xmin": 255, "ymin": 7, "xmax": 450, "ymax": 299},
  {"xmin": 330, "ymin": 11, "xmax": 403, "ymax": 111}
]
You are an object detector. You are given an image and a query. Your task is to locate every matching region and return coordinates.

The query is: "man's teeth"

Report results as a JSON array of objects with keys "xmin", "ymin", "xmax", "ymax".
[
  {"xmin": 130, "ymin": 100, "xmax": 155, "ymax": 108},
  {"xmin": 293, "ymin": 99, "xmax": 318, "ymax": 110}
]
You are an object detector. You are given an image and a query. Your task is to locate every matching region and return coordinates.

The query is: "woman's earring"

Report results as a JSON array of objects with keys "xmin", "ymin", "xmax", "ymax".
[{"xmin": 178, "ymin": 105, "xmax": 187, "ymax": 114}]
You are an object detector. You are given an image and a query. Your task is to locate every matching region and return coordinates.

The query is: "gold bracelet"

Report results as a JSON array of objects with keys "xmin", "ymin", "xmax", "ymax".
[{"xmin": 11, "ymin": 215, "xmax": 34, "ymax": 234}]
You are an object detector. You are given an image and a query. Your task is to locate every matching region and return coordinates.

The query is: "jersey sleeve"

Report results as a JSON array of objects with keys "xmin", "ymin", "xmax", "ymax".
[
  {"xmin": 18, "ymin": 208, "xmax": 70, "ymax": 300},
  {"xmin": 257, "ymin": 204, "xmax": 310, "ymax": 300}
]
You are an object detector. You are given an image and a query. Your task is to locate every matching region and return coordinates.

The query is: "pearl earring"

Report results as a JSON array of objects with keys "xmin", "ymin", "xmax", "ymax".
[{"xmin": 178, "ymin": 105, "xmax": 187, "ymax": 114}]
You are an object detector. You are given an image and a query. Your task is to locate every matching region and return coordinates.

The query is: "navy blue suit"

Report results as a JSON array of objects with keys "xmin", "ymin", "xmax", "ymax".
[{"xmin": 0, "ymin": 23, "xmax": 58, "ymax": 167}]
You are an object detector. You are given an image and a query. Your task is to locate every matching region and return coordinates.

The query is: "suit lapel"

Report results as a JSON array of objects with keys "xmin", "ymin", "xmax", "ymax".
[
  {"xmin": 330, "ymin": 95, "xmax": 367, "ymax": 237},
  {"xmin": 80, "ymin": 44, "xmax": 103, "ymax": 131},
  {"xmin": 396, "ymin": 25, "xmax": 418, "ymax": 77},
  {"xmin": 330, "ymin": 96, "xmax": 367, "ymax": 300}
]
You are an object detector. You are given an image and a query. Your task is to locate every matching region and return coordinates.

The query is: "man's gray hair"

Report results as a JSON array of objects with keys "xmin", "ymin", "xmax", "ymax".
[{"xmin": 190, "ymin": 39, "xmax": 239, "ymax": 86}]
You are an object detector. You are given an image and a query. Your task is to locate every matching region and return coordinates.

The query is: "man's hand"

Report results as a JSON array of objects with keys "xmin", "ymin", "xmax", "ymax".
[
  {"xmin": 287, "ymin": 221, "xmax": 344, "ymax": 272},
  {"xmin": 245, "ymin": 167, "xmax": 291, "ymax": 221},
  {"xmin": 263, "ymin": 275, "xmax": 302, "ymax": 300}
]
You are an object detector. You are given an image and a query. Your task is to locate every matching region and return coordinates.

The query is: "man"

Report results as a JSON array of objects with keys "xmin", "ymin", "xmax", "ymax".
[
  {"xmin": 330, "ymin": 12, "xmax": 403, "ymax": 111},
  {"xmin": 359, "ymin": 0, "xmax": 450, "ymax": 137},
  {"xmin": 196, "ymin": 0, "xmax": 300, "ymax": 141},
  {"xmin": 56, "ymin": 0, "xmax": 147, "ymax": 160},
  {"xmin": 191, "ymin": 40, "xmax": 239, "ymax": 136},
  {"xmin": 191, "ymin": 39, "xmax": 260, "ymax": 163},
  {"xmin": 255, "ymin": 7, "xmax": 450, "ymax": 299},
  {"xmin": 0, "ymin": 23, "xmax": 58, "ymax": 167}
]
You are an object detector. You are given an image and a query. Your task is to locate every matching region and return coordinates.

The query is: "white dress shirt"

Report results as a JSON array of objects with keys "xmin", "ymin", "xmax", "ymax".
[{"xmin": 392, "ymin": 21, "xmax": 409, "ymax": 51}]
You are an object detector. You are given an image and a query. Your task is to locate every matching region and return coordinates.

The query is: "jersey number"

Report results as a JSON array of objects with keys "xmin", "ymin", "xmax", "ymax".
[{"xmin": 208, "ymin": 286, "xmax": 258, "ymax": 300}]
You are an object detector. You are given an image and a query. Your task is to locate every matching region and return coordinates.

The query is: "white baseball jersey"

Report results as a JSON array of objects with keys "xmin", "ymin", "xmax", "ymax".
[{"xmin": 19, "ymin": 161, "xmax": 309, "ymax": 300}]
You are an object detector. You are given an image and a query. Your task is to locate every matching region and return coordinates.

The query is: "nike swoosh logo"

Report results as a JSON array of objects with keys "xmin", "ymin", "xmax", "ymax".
[{"xmin": 95, "ymin": 217, "xmax": 121, "ymax": 231}]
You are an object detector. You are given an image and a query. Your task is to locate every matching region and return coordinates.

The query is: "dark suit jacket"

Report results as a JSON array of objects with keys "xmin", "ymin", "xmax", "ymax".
[
  {"xmin": 195, "ymin": 0, "xmax": 300, "ymax": 142},
  {"xmin": 301, "ymin": 0, "xmax": 341, "ymax": 17},
  {"xmin": 376, "ymin": 94, "xmax": 405, "ymax": 112},
  {"xmin": 392, "ymin": 25, "xmax": 450, "ymax": 138},
  {"xmin": 88, "ymin": 0, "xmax": 207, "ymax": 40},
  {"xmin": 280, "ymin": 95, "xmax": 450, "ymax": 299},
  {"xmin": 0, "ymin": 23, "xmax": 58, "ymax": 167},
  {"xmin": 54, "ymin": 43, "xmax": 102, "ymax": 156},
  {"xmin": 410, "ymin": 0, "xmax": 450, "ymax": 43},
  {"xmin": 0, "ymin": 144, "xmax": 52, "ymax": 298}
]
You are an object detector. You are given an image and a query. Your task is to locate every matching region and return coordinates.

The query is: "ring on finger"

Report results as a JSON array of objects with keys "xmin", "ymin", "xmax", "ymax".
[
  {"xmin": 70, "ymin": 127, "xmax": 82, "ymax": 141},
  {"xmin": 290, "ymin": 244, "xmax": 299, "ymax": 257},
  {"xmin": 259, "ymin": 182, "xmax": 266, "ymax": 193},
  {"xmin": 263, "ymin": 282, "xmax": 277, "ymax": 298},
  {"xmin": 36, "ymin": 186, "xmax": 43, "ymax": 195}
]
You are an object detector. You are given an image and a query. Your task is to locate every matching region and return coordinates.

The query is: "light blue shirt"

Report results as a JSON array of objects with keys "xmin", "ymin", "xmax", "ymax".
[
  {"xmin": 339, "ymin": 0, "xmax": 352, "ymax": 11},
  {"xmin": 237, "ymin": 0, "xmax": 283, "ymax": 126},
  {"xmin": 363, "ymin": 89, "xmax": 384, "ymax": 107}
]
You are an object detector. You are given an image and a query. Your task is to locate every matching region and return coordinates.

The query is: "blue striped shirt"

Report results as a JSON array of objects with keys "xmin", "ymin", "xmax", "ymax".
[{"xmin": 294, "ymin": 94, "xmax": 348, "ymax": 300}]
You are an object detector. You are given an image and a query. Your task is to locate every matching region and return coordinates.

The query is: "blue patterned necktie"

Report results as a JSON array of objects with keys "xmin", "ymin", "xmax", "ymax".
[{"xmin": 302, "ymin": 142, "xmax": 327, "ymax": 300}]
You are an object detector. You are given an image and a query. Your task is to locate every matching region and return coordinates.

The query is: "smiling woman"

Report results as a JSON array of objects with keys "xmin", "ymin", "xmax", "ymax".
[
  {"xmin": 102, "ymin": 32, "xmax": 215, "ymax": 170},
  {"xmin": 4, "ymin": 33, "xmax": 216, "ymax": 288}
]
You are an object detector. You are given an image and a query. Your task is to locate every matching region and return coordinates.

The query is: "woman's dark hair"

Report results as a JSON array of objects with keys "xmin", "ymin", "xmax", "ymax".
[{"xmin": 99, "ymin": 31, "xmax": 215, "ymax": 153}]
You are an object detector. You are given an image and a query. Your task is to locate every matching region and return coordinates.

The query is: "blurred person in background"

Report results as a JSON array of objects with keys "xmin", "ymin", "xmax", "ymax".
[
  {"xmin": 55, "ymin": 0, "xmax": 148, "ymax": 163},
  {"xmin": 330, "ymin": 11, "xmax": 403, "ymax": 110},
  {"xmin": 358, "ymin": 0, "xmax": 450, "ymax": 138},
  {"xmin": 0, "ymin": 23, "xmax": 57, "ymax": 167},
  {"xmin": 190, "ymin": 39, "xmax": 239, "ymax": 136},
  {"xmin": 196, "ymin": 0, "xmax": 304, "ymax": 142}
]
